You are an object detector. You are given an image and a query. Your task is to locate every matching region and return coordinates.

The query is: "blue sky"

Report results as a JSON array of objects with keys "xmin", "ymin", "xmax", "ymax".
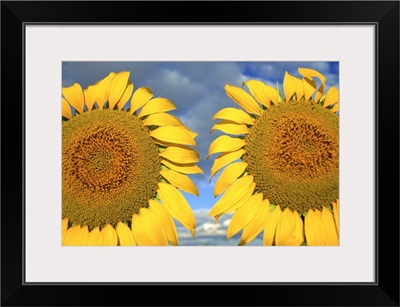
[{"xmin": 62, "ymin": 61, "xmax": 339, "ymax": 245}]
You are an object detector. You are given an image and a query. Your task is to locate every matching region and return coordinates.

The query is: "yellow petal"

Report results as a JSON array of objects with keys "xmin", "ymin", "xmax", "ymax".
[
  {"xmin": 243, "ymin": 80, "xmax": 279, "ymax": 108},
  {"xmin": 227, "ymin": 193, "xmax": 263, "ymax": 240},
  {"xmin": 304, "ymin": 209, "xmax": 324, "ymax": 246},
  {"xmin": 150, "ymin": 126, "xmax": 196, "ymax": 146},
  {"xmin": 107, "ymin": 71, "xmax": 130, "ymax": 110},
  {"xmin": 210, "ymin": 120, "xmax": 250, "ymax": 135},
  {"xmin": 283, "ymin": 71, "xmax": 302, "ymax": 102},
  {"xmin": 62, "ymin": 98, "xmax": 72, "ymax": 119},
  {"xmin": 117, "ymin": 81, "xmax": 134, "ymax": 110},
  {"xmin": 141, "ymin": 206, "xmax": 169, "ymax": 246},
  {"xmin": 143, "ymin": 113, "xmax": 183, "ymax": 127},
  {"xmin": 225, "ymin": 84, "xmax": 262, "ymax": 116},
  {"xmin": 160, "ymin": 170, "xmax": 199, "ymax": 196},
  {"xmin": 94, "ymin": 72, "xmax": 116, "ymax": 110},
  {"xmin": 62, "ymin": 83, "xmax": 84, "ymax": 114},
  {"xmin": 214, "ymin": 162, "xmax": 248, "ymax": 197},
  {"xmin": 263, "ymin": 205, "xmax": 282, "ymax": 246},
  {"xmin": 149, "ymin": 199, "xmax": 178, "ymax": 246},
  {"xmin": 239, "ymin": 199, "xmax": 270, "ymax": 246},
  {"xmin": 323, "ymin": 86, "xmax": 339, "ymax": 107},
  {"xmin": 332, "ymin": 199, "xmax": 339, "ymax": 236},
  {"xmin": 131, "ymin": 213, "xmax": 152, "ymax": 246},
  {"xmin": 83, "ymin": 85, "xmax": 97, "ymax": 111},
  {"xmin": 159, "ymin": 145, "xmax": 200, "ymax": 164},
  {"xmin": 320, "ymin": 206, "xmax": 339, "ymax": 246},
  {"xmin": 275, "ymin": 209, "xmax": 293, "ymax": 245},
  {"xmin": 213, "ymin": 182, "xmax": 256, "ymax": 223},
  {"xmin": 131, "ymin": 208, "xmax": 168, "ymax": 246},
  {"xmin": 290, "ymin": 211, "xmax": 304, "ymax": 245},
  {"xmin": 208, "ymin": 135, "xmax": 246, "ymax": 158},
  {"xmin": 303, "ymin": 77, "xmax": 316, "ymax": 101},
  {"xmin": 77, "ymin": 226, "xmax": 89, "ymax": 245},
  {"xmin": 62, "ymin": 218, "xmax": 69, "ymax": 242},
  {"xmin": 138, "ymin": 98, "xmax": 176, "ymax": 118},
  {"xmin": 214, "ymin": 214, "xmax": 222, "ymax": 224},
  {"xmin": 116, "ymin": 222, "xmax": 136, "ymax": 246},
  {"xmin": 275, "ymin": 208, "xmax": 292, "ymax": 245},
  {"xmin": 62, "ymin": 224, "xmax": 80, "ymax": 246},
  {"xmin": 266, "ymin": 84, "xmax": 279, "ymax": 105},
  {"xmin": 209, "ymin": 175, "xmax": 255, "ymax": 217},
  {"xmin": 87, "ymin": 226, "xmax": 103, "ymax": 246},
  {"xmin": 101, "ymin": 224, "xmax": 118, "ymax": 246},
  {"xmin": 331, "ymin": 103, "xmax": 339, "ymax": 113},
  {"xmin": 243, "ymin": 80, "xmax": 271, "ymax": 107},
  {"xmin": 295, "ymin": 77, "xmax": 304, "ymax": 101},
  {"xmin": 129, "ymin": 87, "xmax": 153, "ymax": 114},
  {"xmin": 298, "ymin": 68, "xmax": 326, "ymax": 102},
  {"xmin": 298, "ymin": 67, "xmax": 326, "ymax": 82},
  {"xmin": 161, "ymin": 159, "xmax": 203, "ymax": 174},
  {"xmin": 154, "ymin": 139, "xmax": 194, "ymax": 152},
  {"xmin": 275, "ymin": 209, "xmax": 304, "ymax": 246},
  {"xmin": 210, "ymin": 149, "xmax": 245, "ymax": 180},
  {"xmin": 212, "ymin": 107, "xmax": 254, "ymax": 125},
  {"xmin": 157, "ymin": 183, "xmax": 196, "ymax": 237},
  {"xmin": 63, "ymin": 224, "xmax": 89, "ymax": 246},
  {"xmin": 182, "ymin": 127, "xmax": 198, "ymax": 139}
]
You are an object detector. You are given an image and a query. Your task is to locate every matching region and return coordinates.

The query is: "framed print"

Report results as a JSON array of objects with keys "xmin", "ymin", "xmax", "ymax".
[{"xmin": 1, "ymin": 1, "xmax": 399, "ymax": 306}]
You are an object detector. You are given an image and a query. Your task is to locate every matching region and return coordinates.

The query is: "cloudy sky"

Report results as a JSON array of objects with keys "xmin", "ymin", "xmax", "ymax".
[{"xmin": 62, "ymin": 61, "xmax": 339, "ymax": 246}]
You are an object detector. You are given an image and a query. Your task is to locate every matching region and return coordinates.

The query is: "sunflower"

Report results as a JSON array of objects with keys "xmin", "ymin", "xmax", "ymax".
[
  {"xmin": 61, "ymin": 71, "xmax": 202, "ymax": 246},
  {"xmin": 208, "ymin": 68, "xmax": 339, "ymax": 246}
]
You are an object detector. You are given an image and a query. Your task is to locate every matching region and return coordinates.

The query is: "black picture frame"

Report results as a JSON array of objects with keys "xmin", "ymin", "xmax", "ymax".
[{"xmin": 1, "ymin": 1, "xmax": 399, "ymax": 306}]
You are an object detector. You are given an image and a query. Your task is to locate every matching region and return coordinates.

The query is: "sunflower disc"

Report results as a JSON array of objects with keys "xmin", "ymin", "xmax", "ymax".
[
  {"xmin": 243, "ymin": 100, "xmax": 339, "ymax": 213},
  {"xmin": 62, "ymin": 109, "xmax": 161, "ymax": 229}
]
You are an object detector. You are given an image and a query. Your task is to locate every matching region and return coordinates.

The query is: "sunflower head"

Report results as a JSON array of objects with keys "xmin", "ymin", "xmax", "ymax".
[
  {"xmin": 208, "ymin": 67, "xmax": 339, "ymax": 246},
  {"xmin": 62, "ymin": 71, "xmax": 203, "ymax": 246}
]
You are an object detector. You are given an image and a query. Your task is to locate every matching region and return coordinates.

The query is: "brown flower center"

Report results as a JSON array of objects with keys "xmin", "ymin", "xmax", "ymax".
[
  {"xmin": 243, "ymin": 101, "xmax": 339, "ymax": 213},
  {"xmin": 62, "ymin": 109, "xmax": 161, "ymax": 229}
]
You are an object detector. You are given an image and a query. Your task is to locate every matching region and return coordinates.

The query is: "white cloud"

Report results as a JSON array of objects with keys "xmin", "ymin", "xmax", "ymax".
[
  {"xmin": 222, "ymin": 219, "xmax": 231, "ymax": 226},
  {"xmin": 197, "ymin": 222, "xmax": 226, "ymax": 236}
]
